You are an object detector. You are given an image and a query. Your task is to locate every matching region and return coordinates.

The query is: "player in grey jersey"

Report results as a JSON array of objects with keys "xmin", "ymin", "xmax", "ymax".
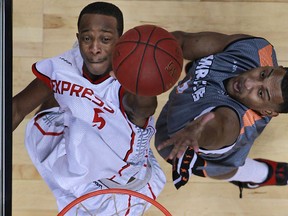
[{"xmin": 155, "ymin": 31, "xmax": 288, "ymax": 197}]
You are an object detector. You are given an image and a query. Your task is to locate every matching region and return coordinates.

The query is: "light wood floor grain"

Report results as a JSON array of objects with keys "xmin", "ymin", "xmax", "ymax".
[{"xmin": 12, "ymin": 0, "xmax": 288, "ymax": 215}]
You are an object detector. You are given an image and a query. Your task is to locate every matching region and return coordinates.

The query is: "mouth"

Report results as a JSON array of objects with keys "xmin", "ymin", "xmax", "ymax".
[
  {"xmin": 89, "ymin": 60, "xmax": 105, "ymax": 64},
  {"xmin": 87, "ymin": 57, "xmax": 107, "ymax": 64}
]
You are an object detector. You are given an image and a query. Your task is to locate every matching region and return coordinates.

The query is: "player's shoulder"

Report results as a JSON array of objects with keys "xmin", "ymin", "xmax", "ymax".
[
  {"xmin": 224, "ymin": 36, "xmax": 272, "ymax": 51},
  {"xmin": 222, "ymin": 36, "xmax": 276, "ymax": 67},
  {"xmin": 35, "ymin": 48, "xmax": 81, "ymax": 74},
  {"xmin": 37, "ymin": 47, "xmax": 79, "ymax": 65}
]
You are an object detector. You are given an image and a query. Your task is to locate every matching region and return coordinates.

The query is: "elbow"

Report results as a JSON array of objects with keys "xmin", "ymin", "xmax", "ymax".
[{"xmin": 171, "ymin": 31, "xmax": 184, "ymax": 49}]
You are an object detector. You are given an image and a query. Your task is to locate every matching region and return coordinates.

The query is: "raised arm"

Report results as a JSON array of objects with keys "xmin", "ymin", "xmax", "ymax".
[
  {"xmin": 171, "ymin": 31, "xmax": 252, "ymax": 61},
  {"xmin": 158, "ymin": 107, "xmax": 240, "ymax": 160},
  {"xmin": 13, "ymin": 78, "xmax": 53, "ymax": 131}
]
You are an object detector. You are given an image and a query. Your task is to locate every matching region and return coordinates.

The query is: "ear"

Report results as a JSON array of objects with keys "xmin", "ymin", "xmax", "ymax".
[
  {"xmin": 76, "ymin": 33, "xmax": 79, "ymax": 40},
  {"xmin": 260, "ymin": 110, "xmax": 279, "ymax": 117}
]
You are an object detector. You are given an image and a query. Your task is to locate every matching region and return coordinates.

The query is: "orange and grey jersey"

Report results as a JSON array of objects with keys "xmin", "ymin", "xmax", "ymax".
[{"xmin": 155, "ymin": 37, "xmax": 277, "ymax": 188}]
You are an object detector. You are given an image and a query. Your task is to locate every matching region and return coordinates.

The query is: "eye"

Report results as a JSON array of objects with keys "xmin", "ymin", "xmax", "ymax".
[
  {"xmin": 102, "ymin": 37, "xmax": 111, "ymax": 44},
  {"xmin": 80, "ymin": 35, "xmax": 92, "ymax": 43},
  {"xmin": 84, "ymin": 36, "xmax": 91, "ymax": 41},
  {"xmin": 258, "ymin": 89, "xmax": 263, "ymax": 98},
  {"xmin": 260, "ymin": 71, "xmax": 265, "ymax": 79}
]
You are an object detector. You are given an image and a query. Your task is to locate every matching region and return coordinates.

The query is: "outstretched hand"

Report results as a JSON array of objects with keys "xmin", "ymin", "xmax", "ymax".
[{"xmin": 157, "ymin": 112, "xmax": 215, "ymax": 160}]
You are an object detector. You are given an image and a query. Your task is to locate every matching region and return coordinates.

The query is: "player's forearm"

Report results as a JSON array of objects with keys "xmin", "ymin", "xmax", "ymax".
[
  {"xmin": 12, "ymin": 78, "xmax": 54, "ymax": 131},
  {"xmin": 122, "ymin": 93, "xmax": 157, "ymax": 127},
  {"xmin": 12, "ymin": 99, "xmax": 25, "ymax": 131}
]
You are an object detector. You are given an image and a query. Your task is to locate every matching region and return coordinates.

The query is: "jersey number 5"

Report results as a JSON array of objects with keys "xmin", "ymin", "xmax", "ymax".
[{"xmin": 92, "ymin": 108, "xmax": 106, "ymax": 129}]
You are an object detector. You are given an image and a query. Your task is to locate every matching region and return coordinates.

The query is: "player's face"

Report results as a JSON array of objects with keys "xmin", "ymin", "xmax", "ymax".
[
  {"xmin": 226, "ymin": 66, "xmax": 285, "ymax": 116},
  {"xmin": 77, "ymin": 14, "xmax": 119, "ymax": 77}
]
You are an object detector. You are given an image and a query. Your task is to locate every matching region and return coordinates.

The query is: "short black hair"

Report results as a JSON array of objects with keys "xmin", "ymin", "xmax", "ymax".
[
  {"xmin": 77, "ymin": 2, "xmax": 124, "ymax": 36},
  {"xmin": 278, "ymin": 67, "xmax": 288, "ymax": 113}
]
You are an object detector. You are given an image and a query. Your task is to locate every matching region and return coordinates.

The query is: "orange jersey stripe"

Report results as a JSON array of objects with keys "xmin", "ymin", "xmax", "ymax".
[
  {"xmin": 258, "ymin": 44, "xmax": 273, "ymax": 67},
  {"xmin": 202, "ymin": 160, "xmax": 208, "ymax": 177},
  {"xmin": 240, "ymin": 109, "xmax": 262, "ymax": 135}
]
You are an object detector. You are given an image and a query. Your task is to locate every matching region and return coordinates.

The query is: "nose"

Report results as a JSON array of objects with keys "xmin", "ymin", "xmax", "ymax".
[
  {"xmin": 90, "ymin": 40, "xmax": 101, "ymax": 54},
  {"xmin": 244, "ymin": 77, "xmax": 260, "ymax": 90}
]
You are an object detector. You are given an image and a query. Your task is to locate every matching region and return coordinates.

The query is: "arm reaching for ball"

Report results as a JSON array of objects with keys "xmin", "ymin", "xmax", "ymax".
[
  {"xmin": 157, "ymin": 112, "xmax": 215, "ymax": 159},
  {"xmin": 110, "ymin": 70, "xmax": 158, "ymax": 128},
  {"xmin": 171, "ymin": 31, "xmax": 252, "ymax": 61},
  {"xmin": 112, "ymin": 25, "xmax": 184, "ymax": 128},
  {"xmin": 157, "ymin": 107, "xmax": 240, "ymax": 160}
]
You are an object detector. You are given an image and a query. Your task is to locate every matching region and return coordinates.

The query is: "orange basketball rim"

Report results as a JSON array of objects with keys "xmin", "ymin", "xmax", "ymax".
[{"xmin": 57, "ymin": 188, "xmax": 172, "ymax": 216}]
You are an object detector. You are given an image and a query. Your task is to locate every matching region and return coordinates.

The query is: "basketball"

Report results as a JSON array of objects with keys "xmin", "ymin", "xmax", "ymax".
[{"xmin": 112, "ymin": 25, "xmax": 183, "ymax": 96}]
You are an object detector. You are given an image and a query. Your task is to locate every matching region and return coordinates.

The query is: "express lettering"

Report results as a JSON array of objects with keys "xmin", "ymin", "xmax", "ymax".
[{"xmin": 50, "ymin": 80, "xmax": 114, "ymax": 113}]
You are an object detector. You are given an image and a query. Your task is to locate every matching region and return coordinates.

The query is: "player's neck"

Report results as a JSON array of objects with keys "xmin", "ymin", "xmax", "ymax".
[{"xmin": 82, "ymin": 65, "xmax": 110, "ymax": 83}]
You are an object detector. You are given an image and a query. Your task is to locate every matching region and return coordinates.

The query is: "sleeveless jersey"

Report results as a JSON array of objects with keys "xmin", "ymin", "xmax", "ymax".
[
  {"xmin": 155, "ymin": 37, "xmax": 277, "ymax": 186},
  {"xmin": 25, "ymin": 47, "xmax": 166, "ymax": 213}
]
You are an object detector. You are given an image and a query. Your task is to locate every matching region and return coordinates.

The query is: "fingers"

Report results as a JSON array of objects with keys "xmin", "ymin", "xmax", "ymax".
[
  {"xmin": 157, "ymin": 137, "xmax": 198, "ymax": 160},
  {"xmin": 157, "ymin": 112, "xmax": 215, "ymax": 161},
  {"xmin": 157, "ymin": 138, "xmax": 173, "ymax": 151},
  {"xmin": 173, "ymin": 139, "xmax": 198, "ymax": 160},
  {"xmin": 164, "ymin": 144, "xmax": 186, "ymax": 161}
]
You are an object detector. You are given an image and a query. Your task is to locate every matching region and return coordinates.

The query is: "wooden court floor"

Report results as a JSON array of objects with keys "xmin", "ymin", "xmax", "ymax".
[{"xmin": 12, "ymin": 0, "xmax": 288, "ymax": 215}]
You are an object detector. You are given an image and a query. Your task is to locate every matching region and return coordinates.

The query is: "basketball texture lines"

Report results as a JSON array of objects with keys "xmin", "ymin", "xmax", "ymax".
[{"xmin": 112, "ymin": 25, "xmax": 183, "ymax": 96}]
